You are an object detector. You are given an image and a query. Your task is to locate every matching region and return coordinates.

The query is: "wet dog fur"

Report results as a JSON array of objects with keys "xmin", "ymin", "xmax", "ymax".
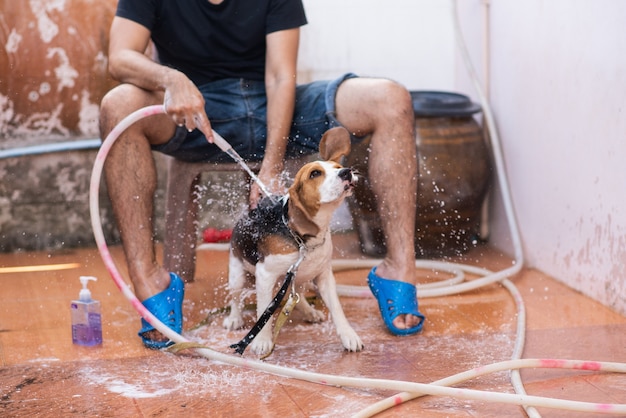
[{"xmin": 223, "ymin": 127, "xmax": 364, "ymax": 356}]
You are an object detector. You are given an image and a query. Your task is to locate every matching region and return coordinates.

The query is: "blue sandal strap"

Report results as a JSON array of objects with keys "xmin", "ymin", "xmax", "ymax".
[
  {"xmin": 138, "ymin": 273, "xmax": 185, "ymax": 349},
  {"xmin": 367, "ymin": 267, "xmax": 425, "ymax": 336}
]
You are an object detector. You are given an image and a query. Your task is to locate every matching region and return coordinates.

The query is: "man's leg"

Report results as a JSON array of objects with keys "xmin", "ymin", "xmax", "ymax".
[
  {"xmin": 99, "ymin": 84, "xmax": 178, "ymax": 341},
  {"xmin": 335, "ymin": 78, "xmax": 422, "ymax": 330}
]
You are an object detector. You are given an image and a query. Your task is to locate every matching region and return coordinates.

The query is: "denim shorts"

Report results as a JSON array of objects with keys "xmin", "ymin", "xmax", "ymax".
[{"xmin": 152, "ymin": 73, "xmax": 358, "ymax": 162}]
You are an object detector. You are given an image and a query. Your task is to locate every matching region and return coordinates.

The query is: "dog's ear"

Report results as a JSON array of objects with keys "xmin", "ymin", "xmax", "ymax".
[
  {"xmin": 319, "ymin": 127, "xmax": 351, "ymax": 163},
  {"xmin": 288, "ymin": 186, "xmax": 321, "ymax": 238}
]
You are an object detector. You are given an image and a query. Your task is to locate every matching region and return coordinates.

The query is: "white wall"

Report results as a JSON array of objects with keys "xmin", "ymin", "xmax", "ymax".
[
  {"xmin": 468, "ymin": 0, "xmax": 626, "ymax": 316},
  {"xmin": 299, "ymin": 0, "xmax": 455, "ymax": 90},
  {"xmin": 301, "ymin": 0, "xmax": 626, "ymax": 316}
]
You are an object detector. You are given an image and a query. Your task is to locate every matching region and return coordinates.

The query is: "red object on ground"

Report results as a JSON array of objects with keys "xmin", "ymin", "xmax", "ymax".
[{"xmin": 202, "ymin": 228, "xmax": 233, "ymax": 243}]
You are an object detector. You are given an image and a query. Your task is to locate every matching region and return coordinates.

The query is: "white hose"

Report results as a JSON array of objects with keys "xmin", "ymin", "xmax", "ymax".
[
  {"xmin": 89, "ymin": 104, "xmax": 626, "ymax": 417},
  {"xmin": 88, "ymin": 1, "xmax": 626, "ymax": 414}
]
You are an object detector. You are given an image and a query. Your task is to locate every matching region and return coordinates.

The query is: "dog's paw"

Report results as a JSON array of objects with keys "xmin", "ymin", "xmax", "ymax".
[
  {"xmin": 250, "ymin": 337, "xmax": 274, "ymax": 357},
  {"xmin": 302, "ymin": 307, "xmax": 326, "ymax": 323},
  {"xmin": 339, "ymin": 328, "xmax": 364, "ymax": 352},
  {"xmin": 295, "ymin": 297, "xmax": 327, "ymax": 323},
  {"xmin": 223, "ymin": 314, "xmax": 244, "ymax": 331}
]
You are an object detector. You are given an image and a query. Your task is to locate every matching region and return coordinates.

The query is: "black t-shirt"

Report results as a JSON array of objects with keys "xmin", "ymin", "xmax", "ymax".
[{"xmin": 116, "ymin": 0, "xmax": 307, "ymax": 85}]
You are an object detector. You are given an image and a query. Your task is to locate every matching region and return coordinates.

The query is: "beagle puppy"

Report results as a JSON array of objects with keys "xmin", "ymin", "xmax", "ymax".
[{"xmin": 223, "ymin": 127, "xmax": 364, "ymax": 356}]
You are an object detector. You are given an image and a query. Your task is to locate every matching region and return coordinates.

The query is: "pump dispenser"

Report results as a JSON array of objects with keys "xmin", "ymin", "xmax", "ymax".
[{"xmin": 71, "ymin": 276, "xmax": 103, "ymax": 346}]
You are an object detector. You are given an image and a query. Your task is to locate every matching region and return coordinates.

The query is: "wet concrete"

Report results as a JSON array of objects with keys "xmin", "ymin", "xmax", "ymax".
[{"xmin": 1, "ymin": 238, "xmax": 625, "ymax": 417}]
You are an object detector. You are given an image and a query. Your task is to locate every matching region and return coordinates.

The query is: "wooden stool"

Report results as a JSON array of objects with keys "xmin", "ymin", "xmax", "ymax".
[{"xmin": 163, "ymin": 155, "xmax": 309, "ymax": 282}]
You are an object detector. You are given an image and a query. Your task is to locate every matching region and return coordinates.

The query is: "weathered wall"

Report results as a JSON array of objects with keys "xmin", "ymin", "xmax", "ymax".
[
  {"xmin": 0, "ymin": 1, "xmax": 276, "ymax": 252},
  {"xmin": 0, "ymin": 0, "xmax": 122, "ymax": 251},
  {"xmin": 0, "ymin": 0, "xmax": 117, "ymax": 144}
]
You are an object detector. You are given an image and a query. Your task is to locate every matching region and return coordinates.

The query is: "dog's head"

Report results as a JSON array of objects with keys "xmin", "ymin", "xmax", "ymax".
[{"xmin": 287, "ymin": 127, "xmax": 357, "ymax": 238}]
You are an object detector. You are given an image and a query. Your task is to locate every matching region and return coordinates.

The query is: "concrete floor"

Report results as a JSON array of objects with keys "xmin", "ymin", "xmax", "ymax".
[{"xmin": 1, "ymin": 233, "xmax": 625, "ymax": 417}]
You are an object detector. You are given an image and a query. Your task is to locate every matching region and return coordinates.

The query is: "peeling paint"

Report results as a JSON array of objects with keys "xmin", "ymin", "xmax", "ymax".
[
  {"xmin": 0, "ymin": 93, "xmax": 42, "ymax": 142},
  {"xmin": 56, "ymin": 165, "xmax": 79, "ymax": 200},
  {"xmin": 1, "ymin": 1, "xmax": 117, "ymax": 143},
  {"xmin": 13, "ymin": 103, "xmax": 69, "ymax": 138},
  {"xmin": 0, "ymin": 196, "xmax": 12, "ymax": 227},
  {"xmin": 78, "ymin": 90, "xmax": 100, "ymax": 136},
  {"xmin": 0, "ymin": 94, "xmax": 16, "ymax": 138},
  {"xmin": 0, "ymin": 0, "xmax": 128, "ymax": 253},
  {"xmin": 29, "ymin": 0, "xmax": 66, "ymax": 43},
  {"xmin": 46, "ymin": 47, "xmax": 78, "ymax": 92},
  {"xmin": 5, "ymin": 28, "xmax": 22, "ymax": 53},
  {"xmin": 555, "ymin": 213, "xmax": 626, "ymax": 316},
  {"xmin": 39, "ymin": 82, "xmax": 51, "ymax": 95},
  {"xmin": 93, "ymin": 50, "xmax": 108, "ymax": 72}
]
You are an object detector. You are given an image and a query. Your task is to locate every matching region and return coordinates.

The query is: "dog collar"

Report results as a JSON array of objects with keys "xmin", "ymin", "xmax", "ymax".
[{"xmin": 281, "ymin": 195, "xmax": 307, "ymax": 251}]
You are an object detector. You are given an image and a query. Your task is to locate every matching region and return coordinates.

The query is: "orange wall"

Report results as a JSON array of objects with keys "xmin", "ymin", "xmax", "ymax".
[{"xmin": 0, "ymin": 0, "xmax": 118, "ymax": 143}]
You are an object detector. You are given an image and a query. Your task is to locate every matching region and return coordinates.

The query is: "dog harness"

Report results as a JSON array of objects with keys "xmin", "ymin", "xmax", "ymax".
[{"xmin": 229, "ymin": 196, "xmax": 306, "ymax": 356}]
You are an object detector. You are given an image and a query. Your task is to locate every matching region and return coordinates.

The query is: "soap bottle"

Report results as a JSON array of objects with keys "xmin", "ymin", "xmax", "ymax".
[{"xmin": 71, "ymin": 276, "xmax": 103, "ymax": 346}]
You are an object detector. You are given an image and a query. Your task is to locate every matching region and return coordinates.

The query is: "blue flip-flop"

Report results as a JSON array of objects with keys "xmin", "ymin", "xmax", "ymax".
[
  {"xmin": 367, "ymin": 267, "xmax": 425, "ymax": 336},
  {"xmin": 138, "ymin": 273, "xmax": 185, "ymax": 349}
]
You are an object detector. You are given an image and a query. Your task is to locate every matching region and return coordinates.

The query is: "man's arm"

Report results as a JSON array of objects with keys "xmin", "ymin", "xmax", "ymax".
[
  {"xmin": 251, "ymin": 27, "xmax": 300, "ymax": 206},
  {"xmin": 107, "ymin": 16, "xmax": 213, "ymax": 138}
]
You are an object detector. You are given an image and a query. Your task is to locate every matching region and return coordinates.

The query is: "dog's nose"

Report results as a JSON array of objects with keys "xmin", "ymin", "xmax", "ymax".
[{"xmin": 338, "ymin": 168, "xmax": 353, "ymax": 181}]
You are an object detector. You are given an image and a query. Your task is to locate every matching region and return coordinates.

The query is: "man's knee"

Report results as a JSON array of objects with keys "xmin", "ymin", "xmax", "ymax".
[
  {"xmin": 337, "ymin": 78, "xmax": 413, "ymax": 127},
  {"xmin": 99, "ymin": 84, "xmax": 162, "ymax": 135},
  {"xmin": 374, "ymin": 79, "xmax": 413, "ymax": 119},
  {"xmin": 100, "ymin": 85, "xmax": 134, "ymax": 133}
]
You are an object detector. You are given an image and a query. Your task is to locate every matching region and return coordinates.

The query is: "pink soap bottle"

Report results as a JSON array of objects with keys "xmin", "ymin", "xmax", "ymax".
[{"xmin": 70, "ymin": 276, "xmax": 103, "ymax": 346}]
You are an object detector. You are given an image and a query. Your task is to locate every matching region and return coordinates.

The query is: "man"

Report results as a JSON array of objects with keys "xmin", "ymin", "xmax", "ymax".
[{"xmin": 99, "ymin": 0, "xmax": 424, "ymax": 349}]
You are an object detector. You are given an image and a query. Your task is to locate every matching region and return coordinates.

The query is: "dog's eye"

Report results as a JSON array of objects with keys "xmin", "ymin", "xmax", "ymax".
[{"xmin": 309, "ymin": 169, "xmax": 322, "ymax": 179}]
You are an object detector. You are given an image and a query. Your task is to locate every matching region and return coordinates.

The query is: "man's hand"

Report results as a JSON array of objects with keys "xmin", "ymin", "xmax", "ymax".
[
  {"xmin": 162, "ymin": 71, "xmax": 214, "ymax": 142},
  {"xmin": 249, "ymin": 164, "xmax": 285, "ymax": 208}
]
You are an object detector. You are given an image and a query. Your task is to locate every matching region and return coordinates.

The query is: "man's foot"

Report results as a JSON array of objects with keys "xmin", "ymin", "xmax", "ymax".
[
  {"xmin": 392, "ymin": 313, "xmax": 424, "ymax": 331},
  {"xmin": 137, "ymin": 273, "xmax": 185, "ymax": 349},
  {"xmin": 367, "ymin": 267, "xmax": 425, "ymax": 336}
]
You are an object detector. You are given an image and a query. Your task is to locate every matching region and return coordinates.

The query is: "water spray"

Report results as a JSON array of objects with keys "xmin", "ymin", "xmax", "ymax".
[
  {"xmin": 88, "ymin": 1, "xmax": 626, "ymax": 412},
  {"xmin": 89, "ymin": 104, "xmax": 626, "ymax": 417},
  {"xmin": 209, "ymin": 129, "xmax": 276, "ymax": 202}
]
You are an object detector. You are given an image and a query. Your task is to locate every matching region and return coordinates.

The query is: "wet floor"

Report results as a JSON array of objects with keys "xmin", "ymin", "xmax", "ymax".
[{"xmin": 1, "ymin": 233, "xmax": 625, "ymax": 417}]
